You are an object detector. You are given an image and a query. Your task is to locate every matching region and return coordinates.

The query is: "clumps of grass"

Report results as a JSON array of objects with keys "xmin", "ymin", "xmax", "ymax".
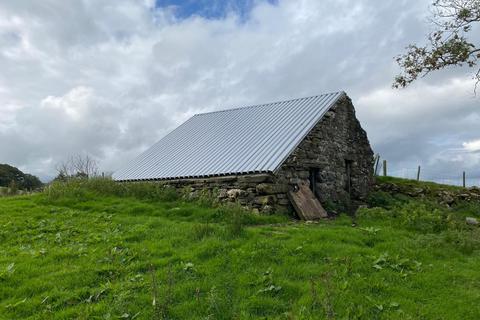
[
  {"xmin": 356, "ymin": 206, "xmax": 390, "ymax": 220},
  {"xmin": 217, "ymin": 203, "xmax": 248, "ymax": 238},
  {"xmin": 0, "ymin": 187, "xmax": 8, "ymax": 197},
  {"xmin": 358, "ymin": 198, "xmax": 480, "ymax": 254},
  {"xmin": 309, "ymin": 277, "xmax": 319, "ymax": 312},
  {"xmin": 178, "ymin": 186, "xmax": 220, "ymax": 208},
  {"xmin": 191, "ymin": 222, "xmax": 216, "ymax": 240},
  {"xmin": 396, "ymin": 202, "xmax": 454, "ymax": 233},
  {"xmin": 443, "ymin": 230, "xmax": 480, "ymax": 255},
  {"xmin": 44, "ymin": 178, "xmax": 179, "ymax": 203},
  {"xmin": 358, "ymin": 201, "xmax": 460, "ymax": 234},
  {"xmin": 320, "ymin": 272, "xmax": 335, "ymax": 319},
  {"xmin": 422, "ymin": 229, "xmax": 480, "ymax": 255},
  {"xmin": 215, "ymin": 201, "xmax": 287, "ymax": 237},
  {"xmin": 44, "ymin": 178, "xmax": 90, "ymax": 201},
  {"xmin": 150, "ymin": 264, "xmax": 174, "ymax": 320},
  {"xmin": 0, "ymin": 262, "xmax": 15, "ymax": 280}
]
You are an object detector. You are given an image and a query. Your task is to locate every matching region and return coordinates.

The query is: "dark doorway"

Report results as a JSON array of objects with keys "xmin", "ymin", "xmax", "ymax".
[
  {"xmin": 345, "ymin": 160, "xmax": 353, "ymax": 196},
  {"xmin": 309, "ymin": 168, "xmax": 319, "ymax": 196}
]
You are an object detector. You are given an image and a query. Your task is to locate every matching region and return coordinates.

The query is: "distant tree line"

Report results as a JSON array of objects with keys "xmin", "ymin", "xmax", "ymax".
[{"xmin": 0, "ymin": 164, "xmax": 43, "ymax": 191}]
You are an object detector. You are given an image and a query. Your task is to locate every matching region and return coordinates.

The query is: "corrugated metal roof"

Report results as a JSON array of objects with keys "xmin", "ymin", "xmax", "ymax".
[{"xmin": 113, "ymin": 91, "xmax": 345, "ymax": 181}]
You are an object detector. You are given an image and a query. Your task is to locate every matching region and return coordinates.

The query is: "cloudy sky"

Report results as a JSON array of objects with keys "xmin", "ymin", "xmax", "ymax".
[{"xmin": 0, "ymin": 0, "xmax": 479, "ymax": 185}]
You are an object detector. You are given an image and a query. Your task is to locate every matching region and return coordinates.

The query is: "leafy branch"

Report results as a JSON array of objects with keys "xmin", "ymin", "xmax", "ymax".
[{"xmin": 394, "ymin": 0, "xmax": 480, "ymax": 90}]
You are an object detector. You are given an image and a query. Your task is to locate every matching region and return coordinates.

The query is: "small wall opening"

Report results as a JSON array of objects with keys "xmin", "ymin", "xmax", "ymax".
[
  {"xmin": 309, "ymin": 168, "xmax": 319, "ymax": 196},
  {"xmin": 345, "ymin": 160, "xmax": 353, "ymax": 196}
]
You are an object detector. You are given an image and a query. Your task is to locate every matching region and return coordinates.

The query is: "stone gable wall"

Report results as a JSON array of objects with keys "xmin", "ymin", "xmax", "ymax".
[{"xmin": 274, "ymin": 96, "xmax": 374, "ymax": 211}]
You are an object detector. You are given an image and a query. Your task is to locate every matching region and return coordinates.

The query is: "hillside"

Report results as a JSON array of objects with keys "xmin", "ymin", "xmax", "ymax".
[
  {"xmin": 0, "ymin": 164, "xmax": 43, "ymax": 193},
  {"xmin": 0, "ymin": 178, "xmax": 479, "ymax": 319}
]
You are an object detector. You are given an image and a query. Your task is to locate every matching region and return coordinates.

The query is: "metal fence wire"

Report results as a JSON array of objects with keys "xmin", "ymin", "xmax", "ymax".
[{"xmin": 373, "ymin": 157, "xmax": 479, "ymax": 188}]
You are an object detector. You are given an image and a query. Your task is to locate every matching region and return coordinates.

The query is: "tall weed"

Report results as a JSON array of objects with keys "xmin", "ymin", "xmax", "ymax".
[
  {"xmin": 216, "ymin": 203, "xmax": 248, "ymax": 238},
  {"xmin": 44, "ymin": 178, "xmax": 179, "ymax": 203}
]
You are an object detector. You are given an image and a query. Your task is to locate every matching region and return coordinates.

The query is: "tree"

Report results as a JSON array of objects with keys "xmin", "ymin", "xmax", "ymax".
[
  {"xmin": 0, "ymin": 164, "xmax": 43, "ymax": 190},
  {"xmin": 394, "ymin": 0, "xmax": 480, "ymax": 89},
  {"xmin": 0, "ymin": 164, "xmax": 23, "ymax": 188},
  {"xmin": 55, "ymin": 154, "xmax": 99, "ymax": 180},
  {"xmin": 23, "ymin": 174, "xmax": 43, "ymax": 190}
]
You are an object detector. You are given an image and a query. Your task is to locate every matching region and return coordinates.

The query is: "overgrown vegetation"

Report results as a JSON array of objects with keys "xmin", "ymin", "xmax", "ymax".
[{"xmin": 1, "ymin": 177, "xmax": 479, "ymax": 319}]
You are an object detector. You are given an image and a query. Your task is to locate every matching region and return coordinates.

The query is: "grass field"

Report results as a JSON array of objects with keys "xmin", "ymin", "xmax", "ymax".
[{"xmin": 1, "ymin": 178, "xmax": 480, "ymax": 319}]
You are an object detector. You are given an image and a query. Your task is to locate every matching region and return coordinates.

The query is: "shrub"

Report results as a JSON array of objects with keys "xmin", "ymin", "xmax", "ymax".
[
  {"xmin": 44, "ymin": 179, "xmax": 90, "ymax": 201},
  {"xmin": 395, "ymin": 202, "xmax": 450, "ymax": 233},
  {"xmin": 358, "ymin": 200, "xmax": 464, "ymax": 234},
  {"xmin": 356, "ymin": 206, "xmax": 391, "ymax": 220},
  {"xmin": 367, "ymin": 191, "xmax": 397, "ymax": 208}
]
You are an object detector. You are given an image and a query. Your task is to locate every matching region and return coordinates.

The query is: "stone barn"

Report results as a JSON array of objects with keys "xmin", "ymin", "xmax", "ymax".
[{"xmin": 113, "ymin": 91, "xmax": 374, "ymax": 218}]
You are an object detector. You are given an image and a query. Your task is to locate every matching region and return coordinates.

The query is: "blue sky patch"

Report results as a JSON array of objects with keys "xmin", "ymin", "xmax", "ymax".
[{"xmin": 156, "ymin": 0, "xmax": 278, "ymax": 20}]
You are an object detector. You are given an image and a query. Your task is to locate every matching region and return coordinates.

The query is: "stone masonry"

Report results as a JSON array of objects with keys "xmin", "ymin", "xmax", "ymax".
[{"xmin": 161, "ymin": 95, "xmax": 374, "ymax": 216}]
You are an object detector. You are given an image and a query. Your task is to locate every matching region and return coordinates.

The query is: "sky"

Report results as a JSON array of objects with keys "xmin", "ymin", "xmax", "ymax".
[{"xmin": 0, "ymin": 0, "xmax": 479, "ymax": 185}]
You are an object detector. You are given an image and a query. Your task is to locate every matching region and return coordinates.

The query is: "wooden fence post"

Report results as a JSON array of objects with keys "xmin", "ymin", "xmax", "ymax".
[
  {"xmin": 374, "ymin": 154, "xmax": 380, "ymax": 176},
  {"xmin": 383, "ymin": 160, "xmax": 387, "ymax": 177},
  {"xmin": 417, "ymin": 166, "xmax": 421, "ymax": 181},
  {"xmin": 463, "ymin": 171, "xmax": 466, "ymax": 188}
]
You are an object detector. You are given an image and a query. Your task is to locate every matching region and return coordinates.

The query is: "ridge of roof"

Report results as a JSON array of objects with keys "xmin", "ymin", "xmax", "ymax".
[
  {"xmin": 113, "ymin": 90, "xmax": 347, "ymax": 181},
  {"xmin": 193, "ymin": 91, "xmax": 345, "ymax": 117}
]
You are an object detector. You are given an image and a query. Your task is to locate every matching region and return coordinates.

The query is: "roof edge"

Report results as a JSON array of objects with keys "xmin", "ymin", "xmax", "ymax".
[
  {"xmin": 113, "ymin": 170, "xmax": 274, "ymax": 182},
  {"xmin": 271, "ymin": 91, "xmax": 347, "ymax": 174},
  {"xmin": 193, "ymin": 91, "xmax": 346, "ymax": 117}
]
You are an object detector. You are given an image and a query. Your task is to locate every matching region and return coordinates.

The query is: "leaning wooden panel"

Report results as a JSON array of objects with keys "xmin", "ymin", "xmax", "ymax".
[{"xmin": 287, "ymin": 183, "xmax": 328, "ymax": 220}]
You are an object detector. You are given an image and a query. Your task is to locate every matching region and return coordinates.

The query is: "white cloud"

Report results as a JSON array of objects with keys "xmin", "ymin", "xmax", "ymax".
[
  {"xmin": 0, "ymin": 0, "xmax": 478, "ymax": 182},
  {"xmin": 463, "ymin": 140, "xmax": 480, "ymax": 152},
  {"xmin": 40, "ymin": 86, "xmax": 95, "ymax": 121}
]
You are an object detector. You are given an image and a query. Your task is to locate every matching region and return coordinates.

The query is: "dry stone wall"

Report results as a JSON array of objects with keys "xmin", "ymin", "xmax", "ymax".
[{"xmin": 159, "ymin": 174, "xmax": 288, "ymax": 214}]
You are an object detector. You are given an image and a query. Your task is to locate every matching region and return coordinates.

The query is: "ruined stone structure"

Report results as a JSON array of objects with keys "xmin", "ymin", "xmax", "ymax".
[{"xmin": 114, "ymin": 92, "xmax": 374, "ymax": 217}]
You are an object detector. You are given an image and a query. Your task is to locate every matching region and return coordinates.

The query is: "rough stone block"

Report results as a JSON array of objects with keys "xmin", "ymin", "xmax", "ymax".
[
  {"xmin": 237, "ymin": 174, "xmax": 271, "ymax": 184},
  {"xmin": 254, "ymin": 195, "xmax": 276, "ymax": 205},
  {"xmin": 256, "ymin": 183, "xmax": 288, "ymax": 195},
  {"xmin": 217, "ymin": 188, "xmax": 228, "ymax": 199},
  {"xmin": 227, "ymin": 189, "xmax": 245, "ymax": 200}
]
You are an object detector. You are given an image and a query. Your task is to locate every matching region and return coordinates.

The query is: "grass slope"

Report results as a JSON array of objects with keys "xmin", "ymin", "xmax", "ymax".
[{"xmin": 0, "ymin": 178, "xmax": 480, "ymax": 319}]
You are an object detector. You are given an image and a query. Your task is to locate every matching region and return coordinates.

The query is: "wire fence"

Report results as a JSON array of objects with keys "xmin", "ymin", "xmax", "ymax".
[{"xmin": 374, "ymin": 158, "xmax": 480, "ymax": 188}]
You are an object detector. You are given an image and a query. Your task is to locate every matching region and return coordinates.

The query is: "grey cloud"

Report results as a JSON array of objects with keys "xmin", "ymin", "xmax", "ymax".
[{"xmin": 0, "ymin": 0, "xmax": 478, "ymax": 184}]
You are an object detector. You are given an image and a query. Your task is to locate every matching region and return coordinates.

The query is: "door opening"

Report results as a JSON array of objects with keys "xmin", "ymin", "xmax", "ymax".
[
  {"xmin": 345, "ymin": 160, "xmax": 353, "ymax": 196},
  {"xmin": 309, "ymin": 168, "xmax": 319, "ymax": 196}
]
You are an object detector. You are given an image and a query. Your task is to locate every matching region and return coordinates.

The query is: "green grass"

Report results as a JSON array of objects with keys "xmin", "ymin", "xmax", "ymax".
[
  {"xmin": 376, "ymin": 175, "xmax": 467, "ymax": 192},
  {"xmin": 1, "ymin": 179, "xmax": 480, "ymax": 319}
]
